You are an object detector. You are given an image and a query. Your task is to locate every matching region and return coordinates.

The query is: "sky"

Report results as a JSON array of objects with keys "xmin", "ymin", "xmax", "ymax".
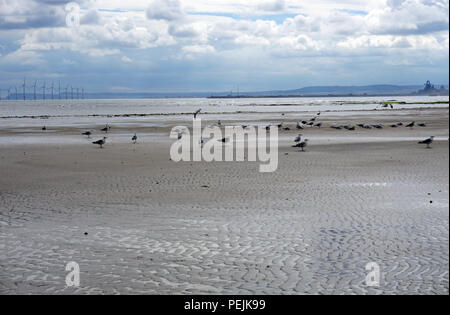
[{"xmin": 0, "ymin": 0, "xmax": 448, "ymax": 93}]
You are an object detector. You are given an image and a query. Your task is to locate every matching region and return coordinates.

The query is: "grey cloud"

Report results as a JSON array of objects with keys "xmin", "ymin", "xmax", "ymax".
[{"xmin": 146, "ymin": 0, "xmax": 184, "ymax": 22}]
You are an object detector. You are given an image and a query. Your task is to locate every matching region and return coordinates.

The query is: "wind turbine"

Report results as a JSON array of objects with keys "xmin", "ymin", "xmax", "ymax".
[
  {"xmin": 50, "ymin": 82, "xmax": 54, "ymax": 100},
  {"xmin": 22, "ymin": 78, "xmax": 26, "ymax": 100},
  {"xmin": 82, "ymin": 88, "xmax": 84, "ymax": 99},
  {"xmin": 7, "ymin": 87, "xmax": 11, "ymax": 100},
  {"xmin": 41, "ymin": 81, "xmax": 46, "ymax": 100},
  {"xmin": 58, "ymin": 81, "xmax": 61, "ymax": 100},
  {"xmin": 15, "ymin": 87, "xmax": 18, "ymax": 100},
  {"xmin": 32, "ymin": 81, "xmax": 37, "ymax": 100},
  {"xmin": 65, "ymin": 85, "xmax": 69, "ymax": 99},
  {"xmin": 71, "ymin": 86, "xmax": 74, "ymax": 99},
  {"xmin": 76, "ymin": 87, "xmax": 79, "ymax": 99}
]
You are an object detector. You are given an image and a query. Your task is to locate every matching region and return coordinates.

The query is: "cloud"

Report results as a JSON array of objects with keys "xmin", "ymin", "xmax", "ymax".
[
  {"xmin": 121, "ymin": 55, "xmax": 132, "ymax": 62},
  {"xmin": 146, "ymin": 0, "xmax": 184, "ymax": 21}
]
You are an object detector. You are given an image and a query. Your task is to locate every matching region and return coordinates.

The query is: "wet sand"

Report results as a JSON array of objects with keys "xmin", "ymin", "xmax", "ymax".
[{"xmin": 0, "ymin": 107, "xmax": 448, "ymax": 295}]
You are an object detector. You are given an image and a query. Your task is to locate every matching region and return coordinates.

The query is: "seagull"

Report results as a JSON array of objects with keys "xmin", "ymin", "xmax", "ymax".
[
  {"xmin": 406, "ymin": 121, "xmax": 415, "ymax": 128},
  {"xmin": 310, "ymin": 117, "xmax": 317, "ymax": 122},
  {"xmin": 101, "ymin": 124, "xmax": 111, "ymax": 133},
  {"xmin": 194, "ymin": 109, "xmax": 201, "ymax": 119},
  {"xmin": 317, "ymin": 111, "xmax": 321, "ymax": 116},
  {"xmin": 284, "ymin": 127, "xmax": 291, "ymax": 131},
  {"xmin": 219, "ymin": 137, "xmax": 230, "ymax": 143},
  {"xmin": 418, "ymin": 123, "xmax": 427, "ymax": 127},
  {"xmin": 132, "ymin": 133, "xmax": 138, "ymax": 144},
  {"xmin": 348, "ymin": 126, "xmax": 356, "ymax": 131},
  {"xmin": 397, "ymin": 122, "xmax": 404, "ymax": 126},
  {"xmin": 294, "ymin": 134, "xmax": 303, "ymax": 142},
  {"xmin": 301, "ymin": 120, "xmax": 308, "ymax": 125},
  {"xmin": 82, "ymin": 131, "xmax": 92, "ymax": 138},
  {"xmin": 277, "ymin": 123, "xmax": 283, "ymax": 128},
  {"xmin": 266, "ymin": 125, "xmax": 271, "ymax": 131},
  {"xmin": 178, "ymin": 132, "xmax": 183, "ymax": 140},
  {"xmin": 292, "ymin": 139, "xmax": 308, "ymax": 151},
  {"xmin": 315, "ymin": 123, "xmax": 322, "ymax": 128},
  {"xmin": 42, "ymin": 126, "xmax": 47, "ymax": 131},
  {"xmin": 296, "ymin": 122, "xmax": 304, "ymax": 130},
  {"xmin": 373, "ymin": 124, "xmax": 384, "ymax": 129},
  {"xmin": 418, "ymin": 136, "xmax": 435, "ymax": 148},
  {"xmin": 93, "ymin": 137, "xmax": 107, "ymax": 148},
  {"xmin": 391, "ymin": 124, "xmax": 399, "ymax": 128},
  {"xmin": 218, "ymin": 120, "xmax": 222, "ymax": 126},
  {"xmin": 357, "ymin": 124, "xmax": 365, "ymax": 128}
]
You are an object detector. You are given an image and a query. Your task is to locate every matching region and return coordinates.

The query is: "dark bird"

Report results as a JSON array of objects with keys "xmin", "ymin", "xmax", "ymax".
[
  {"xmin": 373, "ymin": 124, "xmax": 384, "ymax": 129},
  {"xmin": 406, "ymin": 121, "xmax": 415, "ymax": 128},
  {"xmin": 296, "ymin": 122, "xmax": 304, "ymax": 129},
  {"xmin": 219, "ymin": 137, "xmax": 230, "ymax": 143},
  {"xmin": 348, "ymin": 126, "xmax": 356, "ymax": 131},
  {"xmin": 266, "ymin": 125, "xmax": 271, "ymax": 131},
  {"xmin": 93, "ymin": 137, "xmax": 107, "ymax": 148},
  {"xmin": 397, "ymin": 122, "xmax": 404, "ymax": 126},
  {"xmin": 82, "ymin": 131, "xmax": 92, "ymax": 137},
  {"xmin": 218, "ymin": 120, "xmax": 222, "ymax": 126},
  {"xmin": 418, "ymin": 123, "xmax": 427, "ymax": 127},
  {"xmin": 242, "ymin": 125, "xmax": 249, "ymax": 129},
  {"xmin": 310, "ymin": 117, "xmax": 317, "ymax": 122},
  {"xmin": 357, "ymin": 124, "xmax": 365, "ymax": 128},
  {"xmin": 391, "ymin": 124, "xmax": 398, "ymax": 128},
  {"xmin": 132, "ymin": 133, "xmax": 138, "ymax": 144},
  {"xmin": 418, "ymin": 136, "xmax": 435, "ymax": 148},
  {"xmin": 178, "ymin": 132, "xmax": 183, "ymax": 140},
  {"xmin": 194, "ymin": 109, "xmax": 201, "ymax": 119},
  {"xmin": 331, "ymin": 126, "xmax": 342, "ymax": 130},
  {"xmin": 307, "ymin": 122, "xmax": 314, "ymax": 126},
  {"xmin": 301, "ymin": 121, "xmax": 308, "ymax": 125},
  {"xmin": 284, "ymin": 127, "xmax": 291, "ymax": 131},
  {"xmin": 317, "ymin": 111, "xmax": 321, "ymax": 116},
  {"xmin": 277, "ymin": 123, "xmax": 283, "ymax": 128},
  {"xmin": 292, "ymin": 139, "xmax": 308, "ymax": 151},
  {"xmin": 315, "ymin": 123, "xmax": 322, "ymax": 128},
  {"xmin": 101, "ymin": 124, "xmax": 111, "ymax": 133},
  {"xmin": 42, "ymin": 126, "xmax": 47, "ymax": 131},
  {"xmin": 363, "ymin": 125, "xmax": 372, "ymax": 129}
]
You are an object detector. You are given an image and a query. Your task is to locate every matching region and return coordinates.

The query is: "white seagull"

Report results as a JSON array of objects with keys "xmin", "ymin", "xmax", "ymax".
[{"xmin": 418, "ymin": 136, "xmax": 435, "ymax": 149}]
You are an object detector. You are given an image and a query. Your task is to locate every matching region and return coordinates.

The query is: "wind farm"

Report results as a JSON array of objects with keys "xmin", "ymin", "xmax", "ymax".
[{"xmin": 0, "ymin": 79, "xmax": 85, "ymax": 101}]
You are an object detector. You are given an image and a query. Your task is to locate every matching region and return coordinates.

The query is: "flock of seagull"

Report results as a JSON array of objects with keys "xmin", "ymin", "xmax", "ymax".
[{"xmin": 74, "ymin": 108, "xmax": 435, "ymax": 150}]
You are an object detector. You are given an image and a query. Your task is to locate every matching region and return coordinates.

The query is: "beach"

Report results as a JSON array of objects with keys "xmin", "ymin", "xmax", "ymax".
[{"xmin": 0, "ymin": 103, "xmax": 448, "ymax": 295}]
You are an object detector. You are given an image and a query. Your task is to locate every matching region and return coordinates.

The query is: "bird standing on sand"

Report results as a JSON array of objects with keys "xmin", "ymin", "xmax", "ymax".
[
  {"xmin": 132, "ymin": 133, "xmax": 138, "ymax": 144},
  {"xmin": 219, "ymin": 137, "xmax": 230, "ymax": 143},
  {"xmin": 82, "ymin": 131, "xmax": 92, "ymax": 138},
  {"xmin": 292, "ymin": 139, "xmax": 308, "ymax": 151},
  {"xmin": 42, "ymin": 126, "xmax": 47, "ymax": 131},
  {"xmin": 93, "ymin": 137, "xmax": 107, "ymax": 148},
  {"xmin": 315, "ymin": 123, "xmax": 322, "ymax": 128},
  {"xmin": 178, "ymin": 132, "xmax": 183, "ymax": 140},
  {"xmin": 194, "ymin": 109, "xmax": 201, "ymax": 119},
  {"xmin": 418, "ymin": 123, "xmax": 427, "ymax": 127},
  {"xmin": 406, "ymin": 121, "xmax": 415, "ymax": 128},
  {"xmin": 419, "ymin": 136, "xmax": 435, "ymax": 149},
  {"xmin": 294, "ymin": 134, "xmax": 303, "ymax": 143},
  {"xmin": 101, "ymin": 124, "xmax": 111, "ymax": 133},
  {"xmin": 296, "ymin": 122, "xmax": 304, "ymax": 130}
]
